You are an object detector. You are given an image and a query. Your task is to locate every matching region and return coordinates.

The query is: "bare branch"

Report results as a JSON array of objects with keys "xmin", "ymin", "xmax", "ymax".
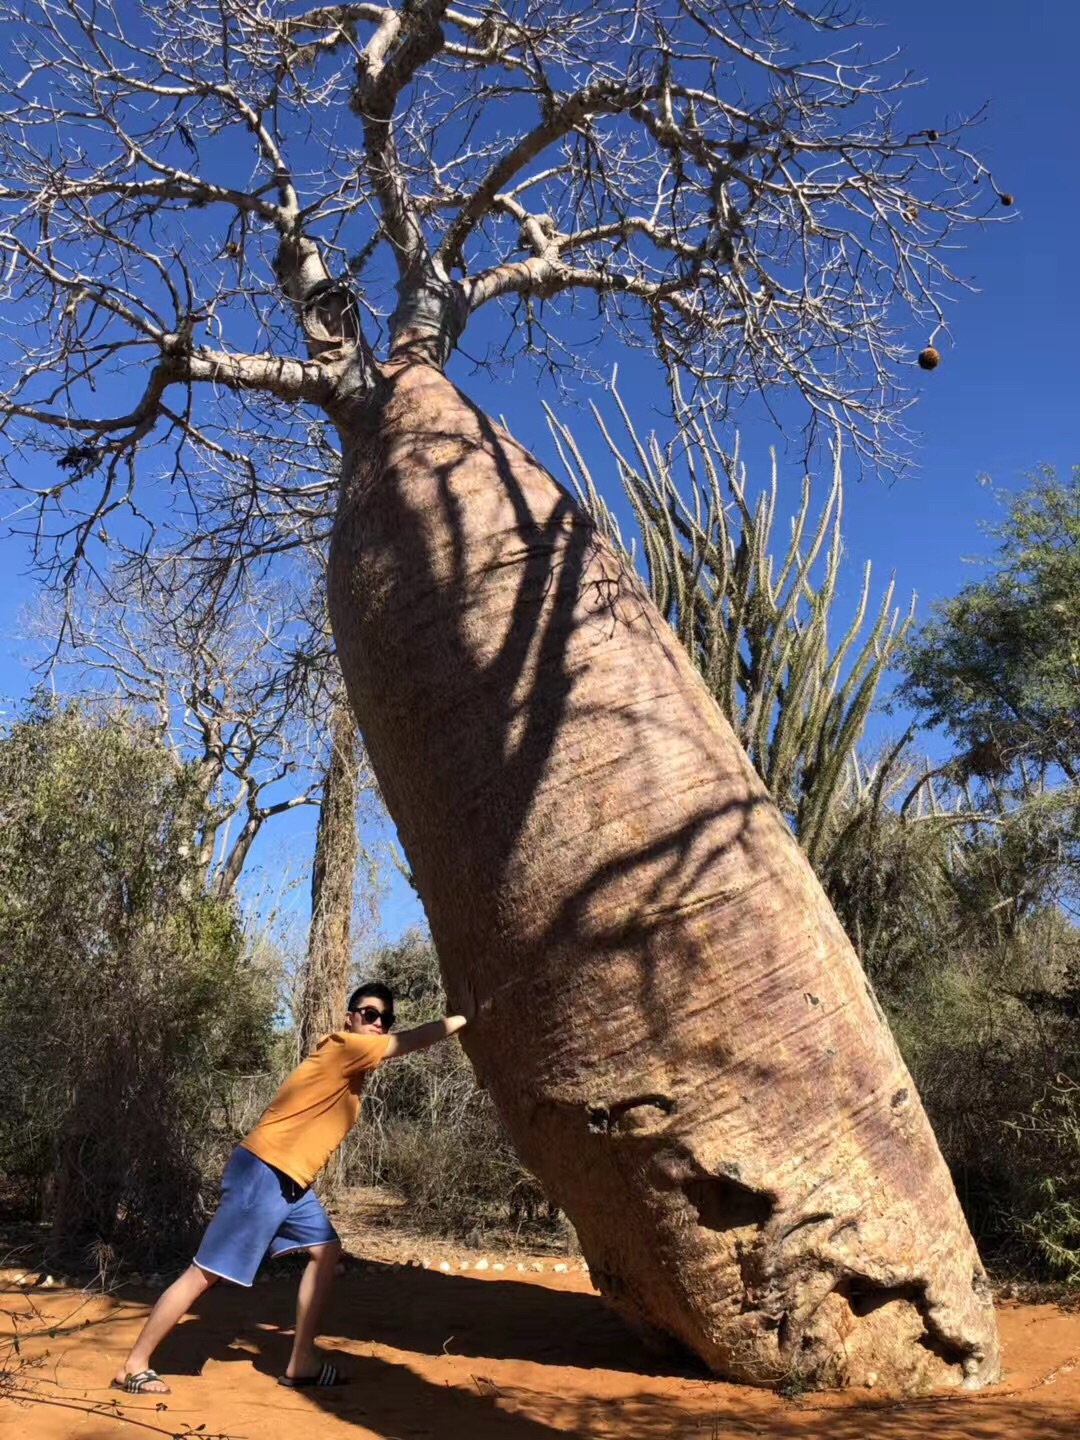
[
  {"xmin": 352, "ymin": 0, "xmax": 452, "ymax": 278},
  {"xmin": 35, "ymin": 553, "xmax": 343, "ymax": 898},
  {"xmin": 0, "ymin": 0, "xmax": 1010, "ymax": 583},
  {"xmin": 439, "ymin": 78, "xmax": 656, "ymax": 271}
]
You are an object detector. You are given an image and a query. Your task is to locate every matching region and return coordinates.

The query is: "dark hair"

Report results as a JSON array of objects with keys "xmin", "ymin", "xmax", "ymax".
[{"xmin": 347, "ymin": 981, "xmax": 394, "ymax": 1014}]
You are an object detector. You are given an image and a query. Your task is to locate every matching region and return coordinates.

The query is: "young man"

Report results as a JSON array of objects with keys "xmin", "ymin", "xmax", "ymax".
[{"xmin": 112, "ymin": 982, "xmax": 467, "ymax": 1395}]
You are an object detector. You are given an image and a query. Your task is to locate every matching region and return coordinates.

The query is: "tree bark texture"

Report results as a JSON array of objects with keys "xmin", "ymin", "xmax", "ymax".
[
  {"xmin": 327, "ymin": 359, "xmax": 1000, "ymax": 1391},
  {"xmin": 299, "ymin": 698, "xmax": 361, "ymax": 1058}
]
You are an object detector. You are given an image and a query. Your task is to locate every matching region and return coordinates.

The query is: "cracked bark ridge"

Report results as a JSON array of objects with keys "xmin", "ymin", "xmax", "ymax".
[{"xmin": 327, "ymin": 359, "xmax": 1000, "ymax": 1392}]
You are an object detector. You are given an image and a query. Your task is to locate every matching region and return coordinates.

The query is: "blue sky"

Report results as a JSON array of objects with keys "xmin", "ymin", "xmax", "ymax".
[{"xmin": 0, "ymin": 0, "xmax": 1076, "ymax": 943}]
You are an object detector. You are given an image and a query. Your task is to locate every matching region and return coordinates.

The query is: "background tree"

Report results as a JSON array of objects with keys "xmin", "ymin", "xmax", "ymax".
[
  {"xmin": 52, "ymin": 556, "xmax": 333, "ymax": 898},
  {"xmin": 900, "ymin": 464, "xmax": 1080, "ymax": 894},
  {"xmin": 284, "ymin": 561, "xmax": 380, "ymax": 1064},
  {"xmin": 0, "ymin": 697, "xmax": 275, "ymax": 1271},
  {"xmin": 298, "ymin": 689, "xmax": 363, "ymax": 1057},
  {"xmin": 59, "ymin": 553, "xmax": 383, "ymax": 1077},
  {"xmin": 0, "ymin": 0, "xmax": 1011, "ymax": 1387},
  {"xmin": 893, "ymin": 466, "xmax": 1080, "ymax": 1279}
]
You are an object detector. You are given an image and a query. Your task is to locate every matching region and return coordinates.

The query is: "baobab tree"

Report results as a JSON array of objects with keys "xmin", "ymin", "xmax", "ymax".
[{"xmin": 0, "ymin": 0, "xmax": 1007, "ymax": 1388}]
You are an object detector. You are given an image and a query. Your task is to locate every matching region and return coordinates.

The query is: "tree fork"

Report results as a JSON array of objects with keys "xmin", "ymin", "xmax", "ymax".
[{"xmin": 326, "ymin": 357, "xmax": 1000, "ymax": 1391}]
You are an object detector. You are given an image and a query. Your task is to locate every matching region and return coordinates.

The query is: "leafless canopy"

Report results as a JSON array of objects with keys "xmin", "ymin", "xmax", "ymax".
[
  {"xmin": 0, "ymin": 0, "xmax": 1006, "ymax": 580},
  {"xmin": 41, "ymin": 552, "xmax": 345, "ymax": 896}
]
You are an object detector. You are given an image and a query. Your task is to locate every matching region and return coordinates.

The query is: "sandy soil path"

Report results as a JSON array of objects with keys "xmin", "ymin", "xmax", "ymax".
[{"xmin": 2, "ymin": 1263, "xmax": 1078, "ymax": 1440}]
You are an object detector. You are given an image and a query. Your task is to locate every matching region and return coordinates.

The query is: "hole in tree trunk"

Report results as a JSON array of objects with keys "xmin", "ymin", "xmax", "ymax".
[
  {"xmin": 917, "ymin": 1330, "xmax": 974, "ymax": 1367},
  {"xmin": 837, "ymin": 1279, "xmax": 975, "ymax": 1369},
  {"xmin": 843, "ymin": 1281, "xmax": 923, "ymax": 1319},
  {"xmin": 683, "ymin": 1174, "xmax": 774, "ymax": 1232},
  {"xmin": 587, "ymin": 1094, "xmax": 676, "ymax": 1135}
]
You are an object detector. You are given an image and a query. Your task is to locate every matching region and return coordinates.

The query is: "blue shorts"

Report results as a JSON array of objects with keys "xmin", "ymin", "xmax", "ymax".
[{"xmin": 193, "ymin": 1146, "xmax": 338, "ymax": 1287}]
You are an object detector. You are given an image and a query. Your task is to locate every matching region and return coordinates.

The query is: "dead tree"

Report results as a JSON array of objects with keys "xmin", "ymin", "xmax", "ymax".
[{"xmin": 49, "ymin": 557, "xmax": 331, "ymax": 898}]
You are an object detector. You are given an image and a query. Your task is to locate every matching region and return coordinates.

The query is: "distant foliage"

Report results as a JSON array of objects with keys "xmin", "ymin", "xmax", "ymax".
[
  {"xmin": 901, "ymin": 465, "xmax": 1080, "ymax": 795},
  {"xmin": 0, "ymin": 697, "xmax": 276, "ymax": 1271},
  {"xmin": 343, "ymin": 931, "xmax": 560, "ymax": 1242},
  {"xmin": 886, "ymin": 467, "xmax": 1080, "ymax": 1277}
]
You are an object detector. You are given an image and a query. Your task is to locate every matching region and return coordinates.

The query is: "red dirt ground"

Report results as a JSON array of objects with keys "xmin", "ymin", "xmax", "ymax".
[{"xmin": 2, "ymin": 1257, "xmax": 1078, "ymax": 1440}]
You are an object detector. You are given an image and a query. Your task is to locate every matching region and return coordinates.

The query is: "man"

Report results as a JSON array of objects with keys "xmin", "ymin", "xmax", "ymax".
[{"xmin": 112, "ymin": 982, "xmax": 468, "ymax": 1395}]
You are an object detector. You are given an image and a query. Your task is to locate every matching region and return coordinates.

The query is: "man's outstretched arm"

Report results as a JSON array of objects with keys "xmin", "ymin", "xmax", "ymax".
[{"xmin": 382, "ymin": 1014, "xmax": 467, "ymax": 1059}]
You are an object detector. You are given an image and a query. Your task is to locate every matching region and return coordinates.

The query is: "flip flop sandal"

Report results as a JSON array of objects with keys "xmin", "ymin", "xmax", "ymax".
[
  {"xmin": 111, "ymin": 1369, "xmax": 170, "ymax": 1395},
  {"xmin": 278, "ymin": 1359, "xmax": 348, "ymax": 1388}
]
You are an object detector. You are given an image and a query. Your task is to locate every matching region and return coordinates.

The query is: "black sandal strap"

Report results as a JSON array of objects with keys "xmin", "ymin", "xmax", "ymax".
[{"xmin": 124, "ymin": 1369, "xmax": 162, "ymax": 1392}]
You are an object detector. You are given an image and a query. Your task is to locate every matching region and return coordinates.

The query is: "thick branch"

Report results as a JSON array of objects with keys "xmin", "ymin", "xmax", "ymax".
[
  {"xmin": 180, "ymin": 344, "xmax": 335, "ymax": 406},
  {"xmin": 6, "ymin": 346, "xmax": 331, "ymax": 446},
  {"xmin": 467, "ymin": 255, "xmax": 701, "ymax": 314},
  {"xmin": 352, "ymin": 0, "xmax": 452, "ymax": 277},
  {"xmin": 0, "ymin": 175, "xmax": 281, "ymax": 223}
]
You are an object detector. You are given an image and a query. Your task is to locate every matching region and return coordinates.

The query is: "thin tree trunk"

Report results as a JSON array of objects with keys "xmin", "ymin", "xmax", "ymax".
[
  {"xmin": 299, "ymin": 698, "xmax": 361, "ymax": 1058},
  {"xmin": 326, "ymin": 357, "xmax": 999, "ymax": 1391},
  {"xmin": 211, "ymin": 810, "xmax": 260, "ymax": 902}
]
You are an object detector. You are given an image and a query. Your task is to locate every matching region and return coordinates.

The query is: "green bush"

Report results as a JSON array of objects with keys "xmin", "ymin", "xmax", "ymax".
[
  {"xmin": 884, "ymin": 924, "xmax": 1080, "ymax": 1281},
  {"xmin": 342, "ymin": 929, "xmax": 562, "ymax": 1242},
  {"xmin": 815, "ymin": 740, "xmax": 1080, "ymax": 1284},
  {"xmin": 1008, "ymin": 1076, "xmax": 1080, "ymax": 1282},
  {"xmin": 0, "ymin": 697, "xmax": 277, "ymax": 1272}
]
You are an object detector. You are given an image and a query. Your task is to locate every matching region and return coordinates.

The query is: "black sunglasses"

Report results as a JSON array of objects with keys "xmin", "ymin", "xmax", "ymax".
[{"xmin": 350, "ymin": 1004, "xmax": 394, "ymax": 1030}]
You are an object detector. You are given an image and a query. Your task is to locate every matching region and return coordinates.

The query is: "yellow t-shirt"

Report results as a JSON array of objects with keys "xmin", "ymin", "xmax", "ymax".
[{"xmin": 241, "ymin": 1031, "xmax": 389, "ymax": 1187}]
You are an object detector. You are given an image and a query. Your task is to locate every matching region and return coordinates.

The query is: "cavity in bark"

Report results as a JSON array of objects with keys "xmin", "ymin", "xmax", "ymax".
[
  {"xmin": 683, "ymin": 1174, "xmax": 774, "ymax": 1232},
  {"xmin": 837, "ymin": 1278, "xmax": 977, "ymax": 1370},
  {"xmin": 587, "ymin": 1094, "xmax": 676, "ymax": 1134}
]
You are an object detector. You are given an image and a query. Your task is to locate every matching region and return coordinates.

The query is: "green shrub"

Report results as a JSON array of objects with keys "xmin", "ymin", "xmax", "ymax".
[
  {"xmin": 0, "ymin": 697, "xmax": 277, "ymax": 1272},
  {"xmin": 887, "ymin": 943, "xmax": 1080, "ymax": 1281},
  {"xmin": 1006, "ymin": 1076, "xmax": 1080, "ymax": 1281},
  {"xmin": 343, "ymin": 929, "xmax": 562, "ymax": 1242}
]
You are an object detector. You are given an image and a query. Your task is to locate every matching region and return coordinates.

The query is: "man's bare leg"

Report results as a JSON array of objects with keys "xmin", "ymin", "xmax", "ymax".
[
  {"xmin": 284, "ymin": 1241, "xmax": 341, "ymax": 1380},
  {"xmin": 113, "ymin": 1264, "xmax": 219, "ymax": 1393}
]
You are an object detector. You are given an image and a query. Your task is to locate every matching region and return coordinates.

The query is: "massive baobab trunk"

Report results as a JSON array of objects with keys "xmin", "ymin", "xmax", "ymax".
[{"xmin": 327, "ymin": 358, "xmax": 999, "ymax": 1391}]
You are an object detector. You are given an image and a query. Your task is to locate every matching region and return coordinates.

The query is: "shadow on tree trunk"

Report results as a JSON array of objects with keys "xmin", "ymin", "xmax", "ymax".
[{"xmin": 326, "ymin": 358, "xmax": 999, "ymax": 1390}]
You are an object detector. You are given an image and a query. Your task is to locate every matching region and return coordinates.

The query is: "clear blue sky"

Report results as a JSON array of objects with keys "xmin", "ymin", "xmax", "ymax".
[{"xmin": 1, "ymin": 0, "xmax": 1076, "ymax": 942}]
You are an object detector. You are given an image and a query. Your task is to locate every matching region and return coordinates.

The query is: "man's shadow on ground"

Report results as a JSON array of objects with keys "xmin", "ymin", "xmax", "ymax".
[
  {"xmin": 155, "ymin": 1259, "xmax": 692, "ymax": 1377},
  {"xmin": 147, "ymin": 1264, "xmax": 1080, "ymax": 1440},
  {"xmin": 151, "ymin": 1261, "xmax": 696, "ymax": 1439}
]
